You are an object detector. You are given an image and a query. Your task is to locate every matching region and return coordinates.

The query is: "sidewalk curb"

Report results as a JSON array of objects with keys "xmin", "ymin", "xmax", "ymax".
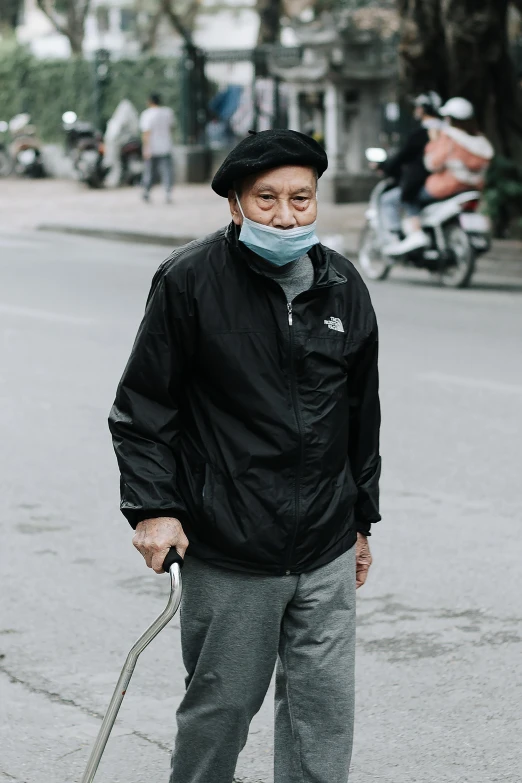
[
  {"xmin": 36, "ymin": 223, "xmax": 520, "ymax": 270},
  {"xmin": 37, "ymin": 223, "xmax": 359, "ymax": 255},
  {"xmin": 37, "ymin": 224, "xmax": 195, "ymax": 248}
]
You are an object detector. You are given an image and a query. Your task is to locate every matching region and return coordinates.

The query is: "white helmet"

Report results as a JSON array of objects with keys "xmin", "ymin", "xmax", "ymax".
[
  {"xmin": 439, "ymin": 97, "xmax": 475, "ymax": 121},
  {"xmin": 413, "ymin": 91, "xmax": 442, "ymax": 114}
]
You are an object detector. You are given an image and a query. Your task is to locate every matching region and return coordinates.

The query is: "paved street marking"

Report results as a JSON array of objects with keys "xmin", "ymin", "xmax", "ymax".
[
  {"xmin": 418, "ymin": 371, "xmax": 522, "ymax": 396},
  {"xmin": 0, "ymin": 304, "xmax": 94, "ymax": 326}
]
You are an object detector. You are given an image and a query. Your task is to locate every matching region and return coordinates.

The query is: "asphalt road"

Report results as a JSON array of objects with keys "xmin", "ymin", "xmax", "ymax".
[{"xmin": 1, "ymin": 230, "xmax": 521, "ymax": 783}]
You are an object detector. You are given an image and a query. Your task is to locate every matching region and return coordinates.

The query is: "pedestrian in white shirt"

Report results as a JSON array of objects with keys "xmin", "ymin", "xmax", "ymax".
[{"xmin": 140, "ymin": 94, "xmax": 175, "ymax": 203}]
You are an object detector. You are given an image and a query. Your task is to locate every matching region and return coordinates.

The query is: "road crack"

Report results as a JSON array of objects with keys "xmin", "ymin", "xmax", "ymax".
[
  {"xmin": 0, "ymin": 769, "xmax": 27, "ymax": 783},
  {"xmin": 0, "ymin": 663, "xmax": 171, "ymax": 754}
]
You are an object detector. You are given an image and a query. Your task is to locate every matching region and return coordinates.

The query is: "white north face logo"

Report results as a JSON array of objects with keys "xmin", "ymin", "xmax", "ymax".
[{"xmin": 324, "ymin": 317, "xmax": 344, "ymax": 333}]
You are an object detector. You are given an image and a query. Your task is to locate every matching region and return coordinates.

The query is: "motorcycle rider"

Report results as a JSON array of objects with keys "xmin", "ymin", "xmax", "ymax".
[
  {"xmin": 377, "ymin": 92, "xmax": 443, "ymax": 243},
  {"xmin": 103, "ymin": 99, "xmax": 140, "ymax": 188},
  {"xmin": 385, "ymin": 97, "xmax": 494, "ymax": 256}
]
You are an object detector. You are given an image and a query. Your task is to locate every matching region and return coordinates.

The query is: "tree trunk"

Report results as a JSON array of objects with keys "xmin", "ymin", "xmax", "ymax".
[
  {"xmin": 257, "ymin": 0, "xmax": 282, "ymax": 45},
  {"xmin": 161, "ymin": 0, "xmax": 195, "ymax": 46},
  {"xmin": 66, "ymin": 0, "xmax": 89, "ymax": 55},
  {"xmin": 398, "ymin": 0, "xmax": 522, "ymax": 162},
  {"xmin": 138, "ymin": 9, "xmax": 163, "ymax": 53},
  {"xmin": 442, "ymin": 0, "xmax": 522, "ymax": 160},
  {"xmin": 397, "ymin": 0, "xmax": 448, "ymax": 97},
  {"xmin": 255, "ymin": 0, "xmax": 282, "ymax": 77},
  {"xmin": 0, "ymin": 0, "xmax": 22, "ymax": 29},
  {"xmin": 36, "ymin": 0, "xmax": 91, "ymax": 56}
]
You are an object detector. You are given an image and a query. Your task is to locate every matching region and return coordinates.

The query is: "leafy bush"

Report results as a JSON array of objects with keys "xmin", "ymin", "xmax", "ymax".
[
  {"xmin": 0, "ymin": 47, "xmax": 180, "ymax": 142},
  {"xmin": 484, "ymin": 155, "xmax": 522, "ymax": 239},
  {"xmin": 103, "ymin": 57, "xmax": 180, "ymax": 130}
]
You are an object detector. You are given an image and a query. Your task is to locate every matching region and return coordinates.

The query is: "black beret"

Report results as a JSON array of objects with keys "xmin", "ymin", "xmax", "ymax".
[{"xmin": 211, "ymin": 129, "xmax": 328, "ymax": 197}]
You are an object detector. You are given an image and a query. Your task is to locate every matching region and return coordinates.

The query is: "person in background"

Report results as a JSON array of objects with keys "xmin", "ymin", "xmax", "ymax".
[
  {"xmin": 103, "ymin": 99, "xmax": 140, "ymax": 188},
  {"xmin": 140, "ymin": 93, "xmax": 175, "ymax": 203},
  {"xmin": 378, "ymin": 91, "xmax": 443, "ymax": 243},
  {"xmin": 385, "ymin": 97, "xmax": 494, "ymax": 255}
]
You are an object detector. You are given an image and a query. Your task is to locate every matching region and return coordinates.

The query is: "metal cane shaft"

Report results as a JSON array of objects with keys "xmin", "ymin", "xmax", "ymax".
[
  {"xmin": 81, "ymin": 564, "xmax": 182, "ymax": 783},
  {"xmin": 81, "ymin": 661, "xmax": 136, "ymax": 783}
]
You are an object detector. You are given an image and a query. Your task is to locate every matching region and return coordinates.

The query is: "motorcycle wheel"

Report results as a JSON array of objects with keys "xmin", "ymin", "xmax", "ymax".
[
  {"xmin": 358, "ymin": 224, "xmax": 392, "ymax": 281},
  {"xmin": 124, "ymin": 153, "xmax": 143, "ymax": 186},
  {"xmin": 85, "ymin": 164, "xmax": 105, "ymax": 188},
  {"xmin": 439, "ymin": 222, "xmax": 476, "ymax": 289},
  {"xmin": 0, "ymin": 150, "xmax": 13, "ymax": 177},
  {"xmin": 28, "ymin": 161, "xmax": 46, "ymax": 179}
]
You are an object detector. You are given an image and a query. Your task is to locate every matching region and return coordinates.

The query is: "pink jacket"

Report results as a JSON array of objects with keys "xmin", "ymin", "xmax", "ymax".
[{"xmin": 424, "ymin": 126, "xmax": 494, "ymax": 200}]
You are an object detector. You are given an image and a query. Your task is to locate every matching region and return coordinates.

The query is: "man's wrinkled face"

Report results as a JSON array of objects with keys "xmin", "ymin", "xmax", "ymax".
[{"xmin": 228, "ymin": 165, "xmax": 318, "ymax": 230}]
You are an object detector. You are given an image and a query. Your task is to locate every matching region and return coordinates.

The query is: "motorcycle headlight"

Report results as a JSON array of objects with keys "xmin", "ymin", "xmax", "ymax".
[{"xmin": 18, "ymin": 149, "xmax": 37, "ymax": 165}]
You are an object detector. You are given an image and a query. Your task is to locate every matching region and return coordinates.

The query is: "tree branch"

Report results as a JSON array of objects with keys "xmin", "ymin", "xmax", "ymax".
[
  {"xmin": 161, "ymin": 0, "xmax": 194, "ymax": 46},
  {"xmin": 36, "ymin": 0, "xmax": 68, "ymax": 38},
  {"xmin": 139, "ymin": 7, "xmax": 163, "ymax": 53},
  {"xmin": 80, "ymin": 0, "xmax": 92, "ymax": 25}
]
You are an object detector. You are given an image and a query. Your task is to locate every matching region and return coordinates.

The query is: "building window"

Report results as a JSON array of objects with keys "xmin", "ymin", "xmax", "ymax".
[
  {"xmin": 96, "ymin": 6, "xmax": 110, "ymax": 33},
  {"xmin": 344, "ymin": 89, "xmax": 360, "ymax": 105},
  {"xmin": 120, "ymin": 9, "xmax": 136, "ymax": 32}
]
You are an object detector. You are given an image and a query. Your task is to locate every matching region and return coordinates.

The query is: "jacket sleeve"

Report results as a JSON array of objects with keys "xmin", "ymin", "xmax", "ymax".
[
  {"xmin": 380, "ymin": 128, "xmax": 427, "ymax": 179},
  {"xmin": 348, "ymin": 312, "xmax": 382, "ymax": 536},
  {"xmin": 108, "ymin": 267, "xmax": 194, "ymax": 528}
]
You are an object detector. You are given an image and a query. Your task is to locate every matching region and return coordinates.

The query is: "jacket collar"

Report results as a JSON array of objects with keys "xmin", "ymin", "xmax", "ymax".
[{"xmin": 225, "ymin": 222, "xmax": 347, "ymax": 289}]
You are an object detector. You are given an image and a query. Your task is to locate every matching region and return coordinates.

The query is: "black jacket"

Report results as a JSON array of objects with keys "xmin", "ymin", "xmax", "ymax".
[
  {"xmin": 109, "ymin": 225, "xmax": 381, "ymax": 575},
  {"xmin": 380, "ymin": 125, "xmax": 429, "ymax": 202}
]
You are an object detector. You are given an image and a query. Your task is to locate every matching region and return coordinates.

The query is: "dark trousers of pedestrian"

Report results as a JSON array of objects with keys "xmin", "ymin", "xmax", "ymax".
[
  {"xmin": 142, "ymin": 154, "xmax": 173, "ymax": 200},
  {"xmin": 170, "ymin": 546, "xmax": 356, "ymax": 783}
]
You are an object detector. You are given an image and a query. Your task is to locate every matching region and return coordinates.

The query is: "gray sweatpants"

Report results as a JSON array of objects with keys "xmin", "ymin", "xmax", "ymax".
[{"xmin": 170, "ymin": 546, "xmax": 356, "ymax": 783}]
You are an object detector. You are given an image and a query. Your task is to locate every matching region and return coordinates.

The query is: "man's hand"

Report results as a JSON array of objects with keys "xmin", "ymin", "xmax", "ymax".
[
  {"xmin": 133, "ymin": 517, "xmax": 189, "ymax": 574},
  {"xmin": 355, "ymin": 532, "xmax": 373, "ymax": 589}
]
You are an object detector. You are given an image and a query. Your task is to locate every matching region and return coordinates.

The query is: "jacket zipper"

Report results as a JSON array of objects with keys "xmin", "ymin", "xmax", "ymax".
[{"xmin": 285, "ymin": 301, "xmax": 305, "ymax": 574}]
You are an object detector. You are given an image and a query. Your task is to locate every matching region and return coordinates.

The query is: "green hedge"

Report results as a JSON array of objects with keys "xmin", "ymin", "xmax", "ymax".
[
  {"xmin": 484, "ymin": 155, "xmax": 522, "ymax": 239},
  {"xmin": 0, "ymin": 47, "xmax": 180, "ymax": 141}
]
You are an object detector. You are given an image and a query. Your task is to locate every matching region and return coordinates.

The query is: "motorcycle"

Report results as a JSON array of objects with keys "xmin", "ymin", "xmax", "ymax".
[
  {"xmin": 119, "ymin": 137, "xmax": 143, "ymax": 185},
  {"xmin": 62, "ymin": 111, "xmax": 106, "ymax": 188},
  {"xmin": 8, "ymin": 113, "xmax": 46, "ymax": 178},
  {"xmin": 358, "ymin": 149, "xmax": 491, "ymax": 289}
]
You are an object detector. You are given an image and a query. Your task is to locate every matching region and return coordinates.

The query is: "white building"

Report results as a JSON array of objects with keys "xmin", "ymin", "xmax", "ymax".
[
  {"xmin": 16, "ymin": 0, "xmax": 70, "ymax": 58},
  {"xmin": 16, "ymin": 0, "xmax": 259, "ymax": 63}
]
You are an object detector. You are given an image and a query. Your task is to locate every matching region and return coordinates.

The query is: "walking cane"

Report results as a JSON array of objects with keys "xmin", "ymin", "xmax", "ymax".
[{"xmin": 80, "ymin": 549, "xmax": 184, "ymax": 783}]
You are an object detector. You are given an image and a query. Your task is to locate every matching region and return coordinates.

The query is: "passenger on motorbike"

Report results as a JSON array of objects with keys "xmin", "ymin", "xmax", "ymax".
[
  {"xmin": 385, "ymin": 98, "xmax": 494, "ymax": 256},
  {"xmin": 378, "ymin": 91, "xmax": 443, "ymax": 243}
]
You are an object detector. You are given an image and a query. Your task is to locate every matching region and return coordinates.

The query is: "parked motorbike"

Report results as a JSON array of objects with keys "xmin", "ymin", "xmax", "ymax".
[
  {"xmin": 119, "ymin": 137, "xmax": 143, "ymax": 185},
  {"xmin": 358, "ymin": 149, "xmax": 491, "ymax": 289},
  {"xmin": 8, "ymin": 113, "xmax": 46, "ymax": 178},
  {"xmin": 62, "ymin": 111, "xmax": 106, "ymax": 188}
]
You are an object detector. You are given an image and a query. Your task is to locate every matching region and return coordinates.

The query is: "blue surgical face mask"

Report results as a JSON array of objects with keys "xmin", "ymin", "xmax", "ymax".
[{"xmin": 236, "ymin": 195, "xmax": 319, "ymax": 266}]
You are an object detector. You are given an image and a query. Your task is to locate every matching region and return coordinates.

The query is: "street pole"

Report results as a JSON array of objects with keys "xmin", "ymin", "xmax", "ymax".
[{"xmin": 93, "ymin": 48, "xmax": 111, "ymax": 131}]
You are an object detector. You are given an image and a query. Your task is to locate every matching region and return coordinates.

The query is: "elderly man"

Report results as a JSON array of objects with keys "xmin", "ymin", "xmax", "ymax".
[{"xmin": 109, "ymin": 129, "xmax": 381, "ymax": 783}]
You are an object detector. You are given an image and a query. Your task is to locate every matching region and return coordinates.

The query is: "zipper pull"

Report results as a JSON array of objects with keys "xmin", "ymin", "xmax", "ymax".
[{"xmin": 287, "ymin": 303, "xmax": 293, "ymax": 326}]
